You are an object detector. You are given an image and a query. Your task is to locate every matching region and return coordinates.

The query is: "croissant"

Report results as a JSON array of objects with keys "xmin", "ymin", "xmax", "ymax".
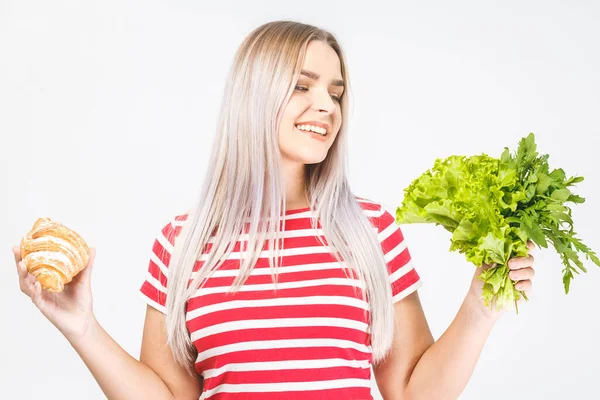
[{"xmin": 20, "ymin": 217, "xmax": 90, "ymax": 292}]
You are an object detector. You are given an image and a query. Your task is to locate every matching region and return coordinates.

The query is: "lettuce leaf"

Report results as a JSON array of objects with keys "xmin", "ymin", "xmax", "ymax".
[{"xmin": 396, "ymin": 133, "xmax": 600, "ymax": 311}]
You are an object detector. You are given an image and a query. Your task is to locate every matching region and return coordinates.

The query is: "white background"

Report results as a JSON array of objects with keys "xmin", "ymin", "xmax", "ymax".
[{"xmin": 1, "ymin": 1, "xmax": 599, "ymax": 399}]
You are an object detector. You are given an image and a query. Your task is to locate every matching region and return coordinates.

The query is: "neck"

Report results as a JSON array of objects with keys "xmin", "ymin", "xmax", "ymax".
[{"xmin": 282, "ymin": 159, "xmax": 309, "ymax": 209}]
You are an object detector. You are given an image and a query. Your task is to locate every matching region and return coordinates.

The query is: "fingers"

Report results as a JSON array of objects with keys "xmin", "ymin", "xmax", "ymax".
[
  {"xmin": 77, "ymin": 247, "xmax": 96, "ymax": 283},
  {"xmin": 16, "ymin": 260, "xmax": 28, "ymax": 279},
  {"xmin": 493, "ymin": 241, "xmax": 535, "ymax": 307},
  {"xmin": 509, "ymin": 266, "xmax": 535, "ymax": 281},
  {"xmin": 514, "ymin": 279, "xmax": 532, "ymax": 293},
  {"xmin": 14, "ymin": 247, "xmax": 27, "ymax": 284},
  {"xmin": 508, "ymin": 254, "xmax": 534, "ymax": 270},
  {"xmin": 18, "ymin": 262, "xmax": 35, "ymax": 297},
  {"xmin": 88, "ymin": 247, "xmax": 96, "ymax": 267},
  {"xmin": 480, "ymin": 261, "xmax": 497, "ymax": 270},
  {"xmin": 527, "ymin": 240, "xmax": 535, "ymax": 252},
  {"xmin": 509, "ymin": 263, "xmax": 534, "ymax": 300},
  {"xmin": 31, "ymin": 280, "xmax": 43, "ymax": 306},
  {"xmin": 13, "ymin": 245, "xmax": 21, "ymax": 263},
  {"xmin": 14, "ymin": 246, "xmax": 52, "ymax": 311},
  {"xmin": 17, "ymin": 262, "xmax": 47, "ymax": 309},
  {"xmin": 17, "ymin": 259, "xmax": 39, "ymax": 294}
]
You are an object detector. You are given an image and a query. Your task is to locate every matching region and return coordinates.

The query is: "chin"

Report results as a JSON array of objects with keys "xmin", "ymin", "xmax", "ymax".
[
  {"xmin": 304, "ymin": 155, "xmax": 328, "ymax": 165},
  {"xmin": 283, "ymin": 150, "xmax": 328, "ymax": 165}
]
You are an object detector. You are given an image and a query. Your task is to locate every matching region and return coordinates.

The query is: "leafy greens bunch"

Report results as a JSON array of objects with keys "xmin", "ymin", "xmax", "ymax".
[{"xmin": 396, "ymin": 133, "xmax": 599, "ymax": 311}]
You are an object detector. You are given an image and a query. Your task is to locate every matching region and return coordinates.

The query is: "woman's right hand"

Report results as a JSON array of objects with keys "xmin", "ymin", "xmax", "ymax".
[{"xmin": 13, "ymin": 246, "xmax": 98, "ymax": 343}]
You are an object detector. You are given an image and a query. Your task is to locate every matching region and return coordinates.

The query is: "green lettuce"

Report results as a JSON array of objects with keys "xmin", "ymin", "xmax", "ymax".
[{"xmin": 396, "ymin": 133, "xmax": 599, "ymax": 312}]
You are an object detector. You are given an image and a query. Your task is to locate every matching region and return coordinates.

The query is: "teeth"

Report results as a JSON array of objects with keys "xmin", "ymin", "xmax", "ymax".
[{"xmin": 295, "ymin": 124, "xmax": 327, "ymax": 135}]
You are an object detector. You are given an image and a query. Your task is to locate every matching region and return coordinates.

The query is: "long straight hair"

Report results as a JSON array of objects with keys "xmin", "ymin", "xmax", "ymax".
[{"xmin": 165, "ymin": 20, "xmax": 396, "ymax": 375}]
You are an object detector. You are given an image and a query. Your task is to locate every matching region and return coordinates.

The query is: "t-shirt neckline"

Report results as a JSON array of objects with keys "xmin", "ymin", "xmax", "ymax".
[{"xmin": 285, "ymin": 206, "xmax": 312, "ymax": 215}]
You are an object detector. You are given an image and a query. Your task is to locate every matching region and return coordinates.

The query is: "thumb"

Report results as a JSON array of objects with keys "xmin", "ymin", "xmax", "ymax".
[
  {"xmin": 77, "ymin": 247, "xmax": 96, "ymax": 282},
  {"xmin": 472, "ymin": 261, "xmax": 497, "ymax": 281},
  {"xmin": 475, "ymin": 261, "xmax": 496, "ymax": 272}
]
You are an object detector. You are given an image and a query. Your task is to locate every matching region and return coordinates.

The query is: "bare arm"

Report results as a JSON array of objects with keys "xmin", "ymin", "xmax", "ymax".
[
  {"xmin": 140, "ymin": 306, "xmax": 204, "ymax": 399},
  {"xmin": 401, "ymin": 254, "xmax": 536, "ymax": 400},
  {"xmin": 69, "ymin": 306, "xmax": 202, "ymax": 400},
  {"xmin": 14, "ymin": 245, "xmax": 201, "ymax": 400},
  {"xmin": 373, "ymin": 243, "xmax": 537, "ymax": 399},
  {"xmin": 372, "ymin": 291, "xmax": 434, "ymax": 400},
  {"xmin": 373, "ymin": 291, "xmax": 497, "ymax": 400},
  {"xmin": 404, "ymin": 293, "xmax": 496, "ymax": 400}
]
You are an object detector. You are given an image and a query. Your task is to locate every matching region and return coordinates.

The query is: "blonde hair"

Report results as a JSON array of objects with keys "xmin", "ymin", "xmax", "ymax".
[{"xmin": 165, "ymin": 20, "xmax": 396, "ymax": 375}]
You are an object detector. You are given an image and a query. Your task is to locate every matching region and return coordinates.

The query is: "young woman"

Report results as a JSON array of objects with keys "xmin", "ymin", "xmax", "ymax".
[{"xmin": 14, "ymin": 20, "xmax": 535, "ymax": 400}]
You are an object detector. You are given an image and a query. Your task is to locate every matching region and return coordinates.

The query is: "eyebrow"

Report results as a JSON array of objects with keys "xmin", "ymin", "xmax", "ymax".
[{"xmin": 300, "ymin": 69, "xmax": 345, "ymax": 87}]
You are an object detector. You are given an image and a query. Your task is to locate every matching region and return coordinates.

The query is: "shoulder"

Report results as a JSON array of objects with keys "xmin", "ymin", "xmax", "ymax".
[
  {"xmin": 354, "ymin": 195, "xmax": 406, "ymax": 240},
  {"xmin": 354, "ymin": 195, "xmax": 392, "ymax": 220},
  {"xmin": 154, "ymin": 210, "xmax": 190, "ymax": 249}
]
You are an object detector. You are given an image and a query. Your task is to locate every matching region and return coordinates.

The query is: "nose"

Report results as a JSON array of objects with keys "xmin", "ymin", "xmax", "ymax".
[{"xmin": 311, "ymin": 88, "xmax": 336, "ymax": 114}]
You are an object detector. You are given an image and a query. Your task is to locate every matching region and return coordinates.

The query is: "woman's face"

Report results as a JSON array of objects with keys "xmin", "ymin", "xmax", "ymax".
[{"xmin": 278, "ymin": 40, "xmax": 344, "ymax": 165}]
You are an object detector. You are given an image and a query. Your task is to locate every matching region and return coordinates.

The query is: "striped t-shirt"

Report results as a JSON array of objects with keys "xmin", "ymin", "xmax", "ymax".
[{"xmin": 139, "ymin": 198, "xmax": 422, "ymax": 400}]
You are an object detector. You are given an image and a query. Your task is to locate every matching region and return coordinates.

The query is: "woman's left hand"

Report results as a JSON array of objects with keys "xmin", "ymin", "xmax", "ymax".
[{"xmin": 467, "ymin": 240, "xmax": 536, "ymax": 320}]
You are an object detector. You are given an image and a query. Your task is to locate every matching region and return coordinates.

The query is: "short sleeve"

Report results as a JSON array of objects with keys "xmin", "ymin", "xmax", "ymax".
[
  {"xmin": 377, "ymin": 205, "xmax": 423, "ymax": 303},
  {"xmin": 138, "ymin": 218, "xmax": 180, "ymax": 314}
]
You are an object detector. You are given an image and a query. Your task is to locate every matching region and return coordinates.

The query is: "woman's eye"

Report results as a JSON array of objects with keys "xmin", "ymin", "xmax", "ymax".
[{"xmin": 294, "ymin": 85, "xmax": 341, "ymax": 103}]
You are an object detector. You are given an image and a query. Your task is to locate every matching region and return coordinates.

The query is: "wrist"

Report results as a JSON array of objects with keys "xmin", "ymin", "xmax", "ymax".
[
  {"xmin": 463, "ymin": 292, "xmax": 504, "ymax": 324},
  {"xmin": 64, "ymin": 314, "xmax": 100, "ymax": 349}
]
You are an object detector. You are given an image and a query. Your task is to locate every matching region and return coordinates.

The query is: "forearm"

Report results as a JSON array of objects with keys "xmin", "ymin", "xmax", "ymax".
[
  {"xmin": 67, "ymin": 317, "xmax": 175, "ymax": 400},
  {"xmin": 403, "ymin": 295, "xmax": 498, "ymax": 400}
]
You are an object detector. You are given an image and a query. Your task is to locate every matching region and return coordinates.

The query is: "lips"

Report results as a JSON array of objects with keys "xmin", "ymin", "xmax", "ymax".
[{"xmin": 295, "ymin": 126, "xmax": 328, "ymax": 142}]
